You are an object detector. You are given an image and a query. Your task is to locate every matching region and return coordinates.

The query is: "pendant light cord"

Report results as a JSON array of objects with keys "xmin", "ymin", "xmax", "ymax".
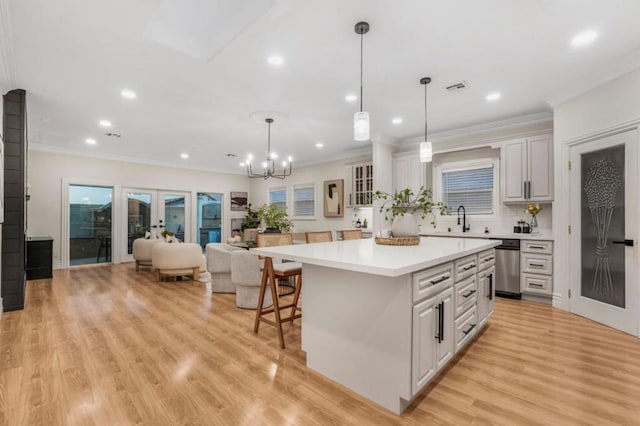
[
  {"xmin": 360, "ymin": 33, "xmax": 364, "ymax": 113},
  {"xmin": 267, "ymin": 121, "xmax": 271, "ymax": 159}
]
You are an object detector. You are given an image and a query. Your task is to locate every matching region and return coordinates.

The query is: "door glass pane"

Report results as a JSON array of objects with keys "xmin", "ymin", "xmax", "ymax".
[
  {"xmin": 164, "ymin": 194, "xmax": 186, "ymax": 241},
  {"xmin": 127, "ymin": 192, "xmax": 152, "ymax": 255},
  {"xmin": 581, "ymin": 145, "xmax": 625, "ymax": 308},
  {"xmin": 197, "ymin": 193, "xmax": 222, "ymax": 249},
  {"xmin": 69, "ymin": 185, "xmax": 113, "ymax": 265}
]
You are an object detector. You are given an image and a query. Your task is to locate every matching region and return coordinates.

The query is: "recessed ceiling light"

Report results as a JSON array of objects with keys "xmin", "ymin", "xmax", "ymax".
[
  {"xmin": 486, "ymin": 92, "xmax": 502, "ymax": 102},
  {"xmin": 316, "ymin": 142, "xmax": 324, "ymax": 148},
  {"xmin": 85, "ymin": 138, "xmax": 97, "ymax": 145},
  {"xmin": 345, "ymin": 94, "xmax": 358, "ymax": 102},
  {"xmin": 121, "ymin": 89, "xmax": 137, "ymax": 99},
  {"xmin": 392, "ymin": 117, "xmax": 403, "ymax": 125},
  {"xmin": 180, "ymin": 153, "xmax": 189, "ymax": 159},
  {"xmin": 239, "ymin": 162, "xmax": 246, "ymax": 167},
  {"xmin": 571, "ymin": 29, "xmax": 598, "ymax": 48},
  {"xmin": 99, "ymin": 120, "xmax": 112, "ymax": 127},
  {"xmin": 267, "ymin": 56, "xmax": 284, "ymax": 66}
]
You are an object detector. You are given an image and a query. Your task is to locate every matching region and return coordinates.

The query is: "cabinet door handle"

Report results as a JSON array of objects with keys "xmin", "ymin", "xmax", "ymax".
[
  {"xmin": 463, "ymin": 323, "xmax": 476, "ymax": 336},
  {"xmin": 530, "ymin": 263, "xmax": 545, "ymax": 268},
  {"xmin": 435, "ymin": 303, "xmax": 442, "ymax": 343},
  {"xmin": 463, "ymin": 289, "xmax": 476, "ymax": 298},
  {"xmin": 483, "ymin": 257, "xmax": 494, "ymax": 262},
  {"xmin": 530, "ymin": 283, "xmax": 544, "ymax": 287},
  {"xmin": 488, "ymin": 274, "xmax": 493, "ymax": 300},
  {"xmin": 529, "ymin": 245, "xmax": 546, "ymax": 250},
  {"xmin": 349, "ymin": 194, "xmax": 352, "ymax": 205},
  {"xmin": 430, "ymin": 275, "xmax": 449, "ymax": 285},
  {"xmin": 462, "ymin": 264, "xmax": 476, "ymax": 271},
  {"xmin": 523, "ymin": 181, "xmax": 527, "ymax": 199},
  {"xmin": 439, "ymin": 301, "xmax": 445, "ymax": 343}
]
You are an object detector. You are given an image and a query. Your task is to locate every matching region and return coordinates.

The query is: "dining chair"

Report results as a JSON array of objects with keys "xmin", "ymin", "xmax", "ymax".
[
  {"xmin": 341, "ymin": 229, "xmax": 363, "ymax": 240},
  {"xmin": 254, "ymin": 233, "xmax": 303, "ymax": 349},
  {"xmin": 305, "ymin": 231, "xmax": 333, "ymax": 243}
]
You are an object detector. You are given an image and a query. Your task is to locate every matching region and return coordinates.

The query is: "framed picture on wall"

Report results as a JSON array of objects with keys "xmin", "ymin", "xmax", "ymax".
[
  {"xmin": 230, "ymin": 191, "xmax": 248, "ymax": 211},
  {"xmin": 323, "ymin": 179, "xmax": 344, "ymax": 217},
  {"xmin": 230, "ymin": 218, "xmax": 243, "ymax": 237}
]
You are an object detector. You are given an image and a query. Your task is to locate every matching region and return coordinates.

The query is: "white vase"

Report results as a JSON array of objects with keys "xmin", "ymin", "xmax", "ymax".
[{"xmin": 391, "ymin": 214, "xmax": 419, "ymax": 237}]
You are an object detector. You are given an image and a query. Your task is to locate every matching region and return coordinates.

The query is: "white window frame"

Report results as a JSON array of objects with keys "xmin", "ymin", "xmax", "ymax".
[
  {"xmin": 291, "ymin": 182, "xmax": 316, "ymax": 220},
  {"xmin": 267, "ymin": 185, "xmax": 288, "ymax": 214},
  {"xmin": 434, "ymin": 158, "xmax": 499, "ymax": 218}
]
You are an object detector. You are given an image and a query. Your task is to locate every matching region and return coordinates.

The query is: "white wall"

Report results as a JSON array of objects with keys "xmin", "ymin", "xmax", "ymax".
[
  {"xmin": 248, "ymin": 156, "xmax": 373, "ymax": 237},
  {"xmin": 553, "ymin": 68, "xmax": 640, "ymax": 311},
  {"xmin": 28, "ymin": 150, "xmax": 249, "ymax": 268}
]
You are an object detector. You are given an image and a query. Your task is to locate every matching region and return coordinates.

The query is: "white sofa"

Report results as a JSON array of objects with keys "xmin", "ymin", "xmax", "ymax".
[
  {"xmin": 206, "ymin": 243, "xmax": 245, "ymax": 293},
  {"xmin": 230, "ymin": 250, "xmax": 273, "ymax": 309},
  {"xmin": 132, "ymin": 238, "xmax": 161, "ymax": 271},
  {"xmin": 152, "ymin": 242, "xmax": 204, "ymax": 282}
]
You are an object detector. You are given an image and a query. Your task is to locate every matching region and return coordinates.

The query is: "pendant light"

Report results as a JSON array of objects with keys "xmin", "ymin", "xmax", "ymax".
[
  {"xmin": 419, "ymin": 77, "xmax": 433, "ymax": 163},
  {"xmin": 354, "ymin": 21, "xmax": 370, "ymax": 141},
  {"xmin": 245, "ymin": 118, "xmax": 293, "ymax": 179}
]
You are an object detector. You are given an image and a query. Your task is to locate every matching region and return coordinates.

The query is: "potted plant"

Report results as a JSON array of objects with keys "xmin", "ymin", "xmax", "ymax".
[
  {"xmin": 374, "ymin": 187, "xmax": 448, "ymax": 237},
  {"xmin": 240, "ymin": 203, "xmax": 261, "ymax": 231},
  {"xmin": 257, "ymin": 203, "xmax": 294, "ymax": 233}
]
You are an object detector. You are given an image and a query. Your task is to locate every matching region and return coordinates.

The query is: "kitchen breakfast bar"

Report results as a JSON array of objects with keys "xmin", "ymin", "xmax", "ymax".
[{"xmin": 252, "ymin": 236, "xmax": 501, "ymax": 414}]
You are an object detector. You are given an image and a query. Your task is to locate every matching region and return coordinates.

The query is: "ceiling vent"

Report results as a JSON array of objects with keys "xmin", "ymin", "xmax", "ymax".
[
  {"xmin": 105, "ymin": 132, "xmax": 122, "ymax": 138},
  {"xmin": 445, "ymin": 81, "xmax": 468, "ymax": 92}
]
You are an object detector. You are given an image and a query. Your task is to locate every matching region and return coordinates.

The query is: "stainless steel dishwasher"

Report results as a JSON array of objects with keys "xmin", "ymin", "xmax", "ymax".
[{"xmin": 490, "ymin": 238, "xmax": 521, "ymax": 299}]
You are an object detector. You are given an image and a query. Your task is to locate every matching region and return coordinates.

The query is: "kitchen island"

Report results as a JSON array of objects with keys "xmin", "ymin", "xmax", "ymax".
[{"xmin": 251, "ymin": 236, "xmax": 501, "ymax": 414}]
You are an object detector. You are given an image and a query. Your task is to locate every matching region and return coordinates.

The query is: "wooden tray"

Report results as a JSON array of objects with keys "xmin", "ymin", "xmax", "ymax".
[{"xmin": 374, "ymin": 236, "xmax": 420, "ymax": 246}]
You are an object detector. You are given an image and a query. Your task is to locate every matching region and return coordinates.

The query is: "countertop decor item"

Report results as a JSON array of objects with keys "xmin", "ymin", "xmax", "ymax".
[
  {"xmin": 244, "ymin": 118, "xmax": 293, "ymax": 179},
  {"xmin": 525, "ymin": 203, "xmax": 542, "ymax": 232},
  {"xmin": 374, "ymin": 236, "xmax": 420, "ymax": 246},
  {"xmin": 374, "ymin": 187, "xmax": 447, "ymax": 236}
]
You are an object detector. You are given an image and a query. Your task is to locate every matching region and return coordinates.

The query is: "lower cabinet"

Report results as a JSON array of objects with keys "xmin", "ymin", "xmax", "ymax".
[{"xmin": 411, "ymin": 287, "xmax": 453, "ymax": 395}]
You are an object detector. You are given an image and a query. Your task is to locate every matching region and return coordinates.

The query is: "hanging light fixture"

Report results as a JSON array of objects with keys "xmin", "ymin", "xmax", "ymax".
[
  {"xmin": 245, "ymin": 118, "xmax": 292, "ymax": 179},
  {"xmin": 419, "ymin": 77, "xmax": 433, "ymax": 163},
  {"xmin": 354, "ymin": 21, "xmax": 370, "ymax": 141}
]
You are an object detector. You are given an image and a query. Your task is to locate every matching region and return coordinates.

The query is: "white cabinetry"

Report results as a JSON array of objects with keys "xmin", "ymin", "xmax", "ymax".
[
  {"xmin": 521, "ymin": 240, "xmax": 553, "ymax": 296},
  {"xmin": 393, "ymin": 153, "xmax": 425, "ymax": 195},
  {"xmin": 502, "ymin": 135, "xmax": 553, "ymax": 203},
  {"xmin": 345, "ymin": 162, "xmax": 373, "ymax": 207}
]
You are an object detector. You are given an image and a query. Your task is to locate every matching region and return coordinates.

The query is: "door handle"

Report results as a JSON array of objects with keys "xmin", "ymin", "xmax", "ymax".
[
  {"xmin": 439, "ymin": 301, "xmax": 445, "ymax": 343},
  {"xmin": 435, "ymin": 303, "xmax": 441, "ymax": 343},
  {"xmin": 612, "ymin": 240, "xmax": 634, "ymax": 247},
  {"xmin": 488, "ymin": 274, "xmax": 493, "ymax": 300},
  {"xmin": 151, "ymin": 225, "xmax": 158, "ymax": 228},
  {"xmin": 523, "ymin": 181, "xmax": 527, "ymax": 199}
]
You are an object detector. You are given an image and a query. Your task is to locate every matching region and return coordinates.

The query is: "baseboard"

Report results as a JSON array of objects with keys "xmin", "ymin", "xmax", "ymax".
[
  {"xmin": 521, "ymin": 293, "xmax": 552, "ymax": 305},
  {"xmin": 0, "ymin": 297, "xmax": 3, "ymax": 314}
]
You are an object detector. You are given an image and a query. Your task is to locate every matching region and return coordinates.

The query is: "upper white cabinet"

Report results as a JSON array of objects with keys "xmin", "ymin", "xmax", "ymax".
[
  {"xmin": 345, "ymin": 162, "xmax": 374, "ymax": 207},
  {"xmin": 393, "ymin": 153, "xmax": 426, "ymax": 195},
  {"xmin": 501, "ymin": 135, "xmax": 553, "ymax": 203}
]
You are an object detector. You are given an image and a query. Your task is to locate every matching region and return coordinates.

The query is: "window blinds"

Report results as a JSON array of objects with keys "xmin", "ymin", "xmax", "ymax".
[
  {"xmin": 442, "ymin": 166, "xmax": 494, "ymax": 214},
  {"xmin": 293, "ymin": 186, "xmax": 315, "ymax": 216}
]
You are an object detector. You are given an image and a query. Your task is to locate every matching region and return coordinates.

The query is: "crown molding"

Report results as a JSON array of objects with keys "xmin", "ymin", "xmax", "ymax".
[
  {"xmin": 545, "ymin": 48, "xmax": 640, "ymax": 107},
  {"xmin": 399, "ymin": 111, "xmax": 553, "ymax": 147},
  {"xmin": 0, "ymin": 0, "xmax": 16, "ymax": 91}
]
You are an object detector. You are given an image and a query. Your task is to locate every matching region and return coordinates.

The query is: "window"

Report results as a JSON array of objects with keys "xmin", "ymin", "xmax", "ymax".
[
  {"xmin": 442, "ymin": 165, "xmax": 494, "ymax": 214},
  {"xmin": 293, "ymin": 184, "xmax": 315, "ymax": 218},
  {"xmin": 269, "ymin": 187, "xmax": 287, "ymax": 213}
]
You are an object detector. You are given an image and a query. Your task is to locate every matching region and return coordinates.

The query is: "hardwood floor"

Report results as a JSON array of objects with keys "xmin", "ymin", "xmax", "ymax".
[{"xmin": 1, "ymin": 264, "xmax": 640, "ymax": 425}]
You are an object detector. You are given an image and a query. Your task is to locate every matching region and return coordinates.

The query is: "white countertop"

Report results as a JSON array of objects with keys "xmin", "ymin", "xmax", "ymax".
[
  {"xmin": 251, "ymin": 237, "xmax": 501, "ymax": 277},
  {"xmin": 421, "ymin": 230, "xmax": 554, "ymax": 241}
]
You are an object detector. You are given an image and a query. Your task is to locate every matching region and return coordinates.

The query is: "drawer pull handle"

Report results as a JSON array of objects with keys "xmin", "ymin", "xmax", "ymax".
[
  {"xmin": 530, "ymin": 263, "xmax": 545, "ymax": 268},
  {"xmin": 462, "ymin": 264, "xmax": 476, "ymax": 271},
  {"xmin": 463, "ymin": 289, "xmax": 476, "ymax": 298},
  {"xmin": 530, "ymin": 283, "xmax": 544, "ymax": 287},
  {"xmin": 462, "ymin": 323, "xmax": 476, "ymax": 336},
  {"xmin": 529, "ymin": 245, "xmax": 546, "ymax": 249},
  {"xmin": 483, "ymin": 257, "xmax": 494, "ymax": 262},
  {"xmin": 430, "ymin": 275, "xmax": 449, "ymax": 285}
]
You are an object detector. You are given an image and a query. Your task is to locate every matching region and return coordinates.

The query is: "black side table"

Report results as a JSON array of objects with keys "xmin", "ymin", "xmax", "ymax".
[{"xmin": 26, "ymin": 237, "xmax": 54, "ymax": 280}]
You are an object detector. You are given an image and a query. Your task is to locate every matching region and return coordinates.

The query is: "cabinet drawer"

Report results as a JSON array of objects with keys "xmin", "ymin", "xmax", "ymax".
[
  {"xmin": 521, "ymin": 253, "xmax": 553, "ymax": 275},
  {"xmin": 454, "ymin": 255, "xmax": 477, "ymax": 282},
  {"xmin": 454, "ymin": 275, "xmax": 477, "ymax": 318},
  {"xmin": 477, "ymin": 249, "xmax": 495, "ymax": 271},
  {"xmin": 455, "ymin": 306, "xmax": 478, "ymax": 353},
  {"xmin": 413, "ymin": 262, "xmax": 454, "ymax": 303},
  {"xmin": 522, "ymin": 240, "xmax": 553, "ymax": 255},
  {"xmin": 521, "ymin": 273, "xmax": 552, "ymax": 295}
]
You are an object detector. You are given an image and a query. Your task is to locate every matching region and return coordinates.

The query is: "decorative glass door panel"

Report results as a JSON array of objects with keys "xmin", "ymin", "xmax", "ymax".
[
  {"xmin": 162, "ymin": 194, "xmax": 187, "ymax": 242},
  {"xmin": 580, "ymin": 145, "xmax": 625, "ymax": 308},
  {"xmin": 126, "ymin": 191, "xmax": 156, "ymax": 256},
  {"xmin": 570, "ymin": 130, "xmax": 638, "ymax": 336}
]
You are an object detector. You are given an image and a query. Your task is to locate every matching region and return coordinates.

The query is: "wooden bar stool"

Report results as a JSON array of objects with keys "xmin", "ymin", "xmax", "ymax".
[
  {"xmin": 254, "ymin": 233, "xmax": 303, "ymax": 349},
  {"xmin": 341, "ymin": 229, "xmax": 363, "ymax": 240},
  {"xmin": 305, "ymin": 231, "xmax": 333, "ymax": 243}
]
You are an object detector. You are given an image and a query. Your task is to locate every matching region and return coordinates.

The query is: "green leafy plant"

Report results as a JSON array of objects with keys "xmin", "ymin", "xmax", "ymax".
[
  {"xmin": 374, "ymin": 187, "xmax": 448, "ymax": 227},
  {"xmin": 240, "ymin": 203, "xmax": 261, "ymax": 231},
  {"xmin": 257, "ymin": 203, "xmax": 294, "ymax": 232}
]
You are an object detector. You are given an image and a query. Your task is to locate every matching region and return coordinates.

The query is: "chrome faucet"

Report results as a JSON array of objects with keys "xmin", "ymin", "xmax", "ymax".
[{"xmin": 457, "ymin": 205, "xmax": 470, "ymax": 232}]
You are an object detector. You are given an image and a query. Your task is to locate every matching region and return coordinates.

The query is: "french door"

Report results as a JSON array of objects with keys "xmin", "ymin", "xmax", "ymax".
[
  {"xmin": 122, "ymin": 188, "xmax": 191, "ymax": 262},
  {"xmin": 569, "ymin": 129, "xmax": 638, "ymax": 336}
]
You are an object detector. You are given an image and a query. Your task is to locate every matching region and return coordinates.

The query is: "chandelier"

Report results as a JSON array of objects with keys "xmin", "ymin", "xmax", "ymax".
[{"xmin": 245, "ymin": 118, "xmax": 293, "ymax": 179}]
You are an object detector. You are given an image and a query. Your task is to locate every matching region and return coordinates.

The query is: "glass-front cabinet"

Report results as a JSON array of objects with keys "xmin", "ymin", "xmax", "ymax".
[{"xmin": 347, "ymin": 162, "xmax": 373, "ymax": 207}]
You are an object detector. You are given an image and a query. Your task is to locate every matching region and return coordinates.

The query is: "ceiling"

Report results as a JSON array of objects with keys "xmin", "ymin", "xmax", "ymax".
[{"xmin": 3, "ymin": 0, "xmax": 640, "ymax": 174}]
